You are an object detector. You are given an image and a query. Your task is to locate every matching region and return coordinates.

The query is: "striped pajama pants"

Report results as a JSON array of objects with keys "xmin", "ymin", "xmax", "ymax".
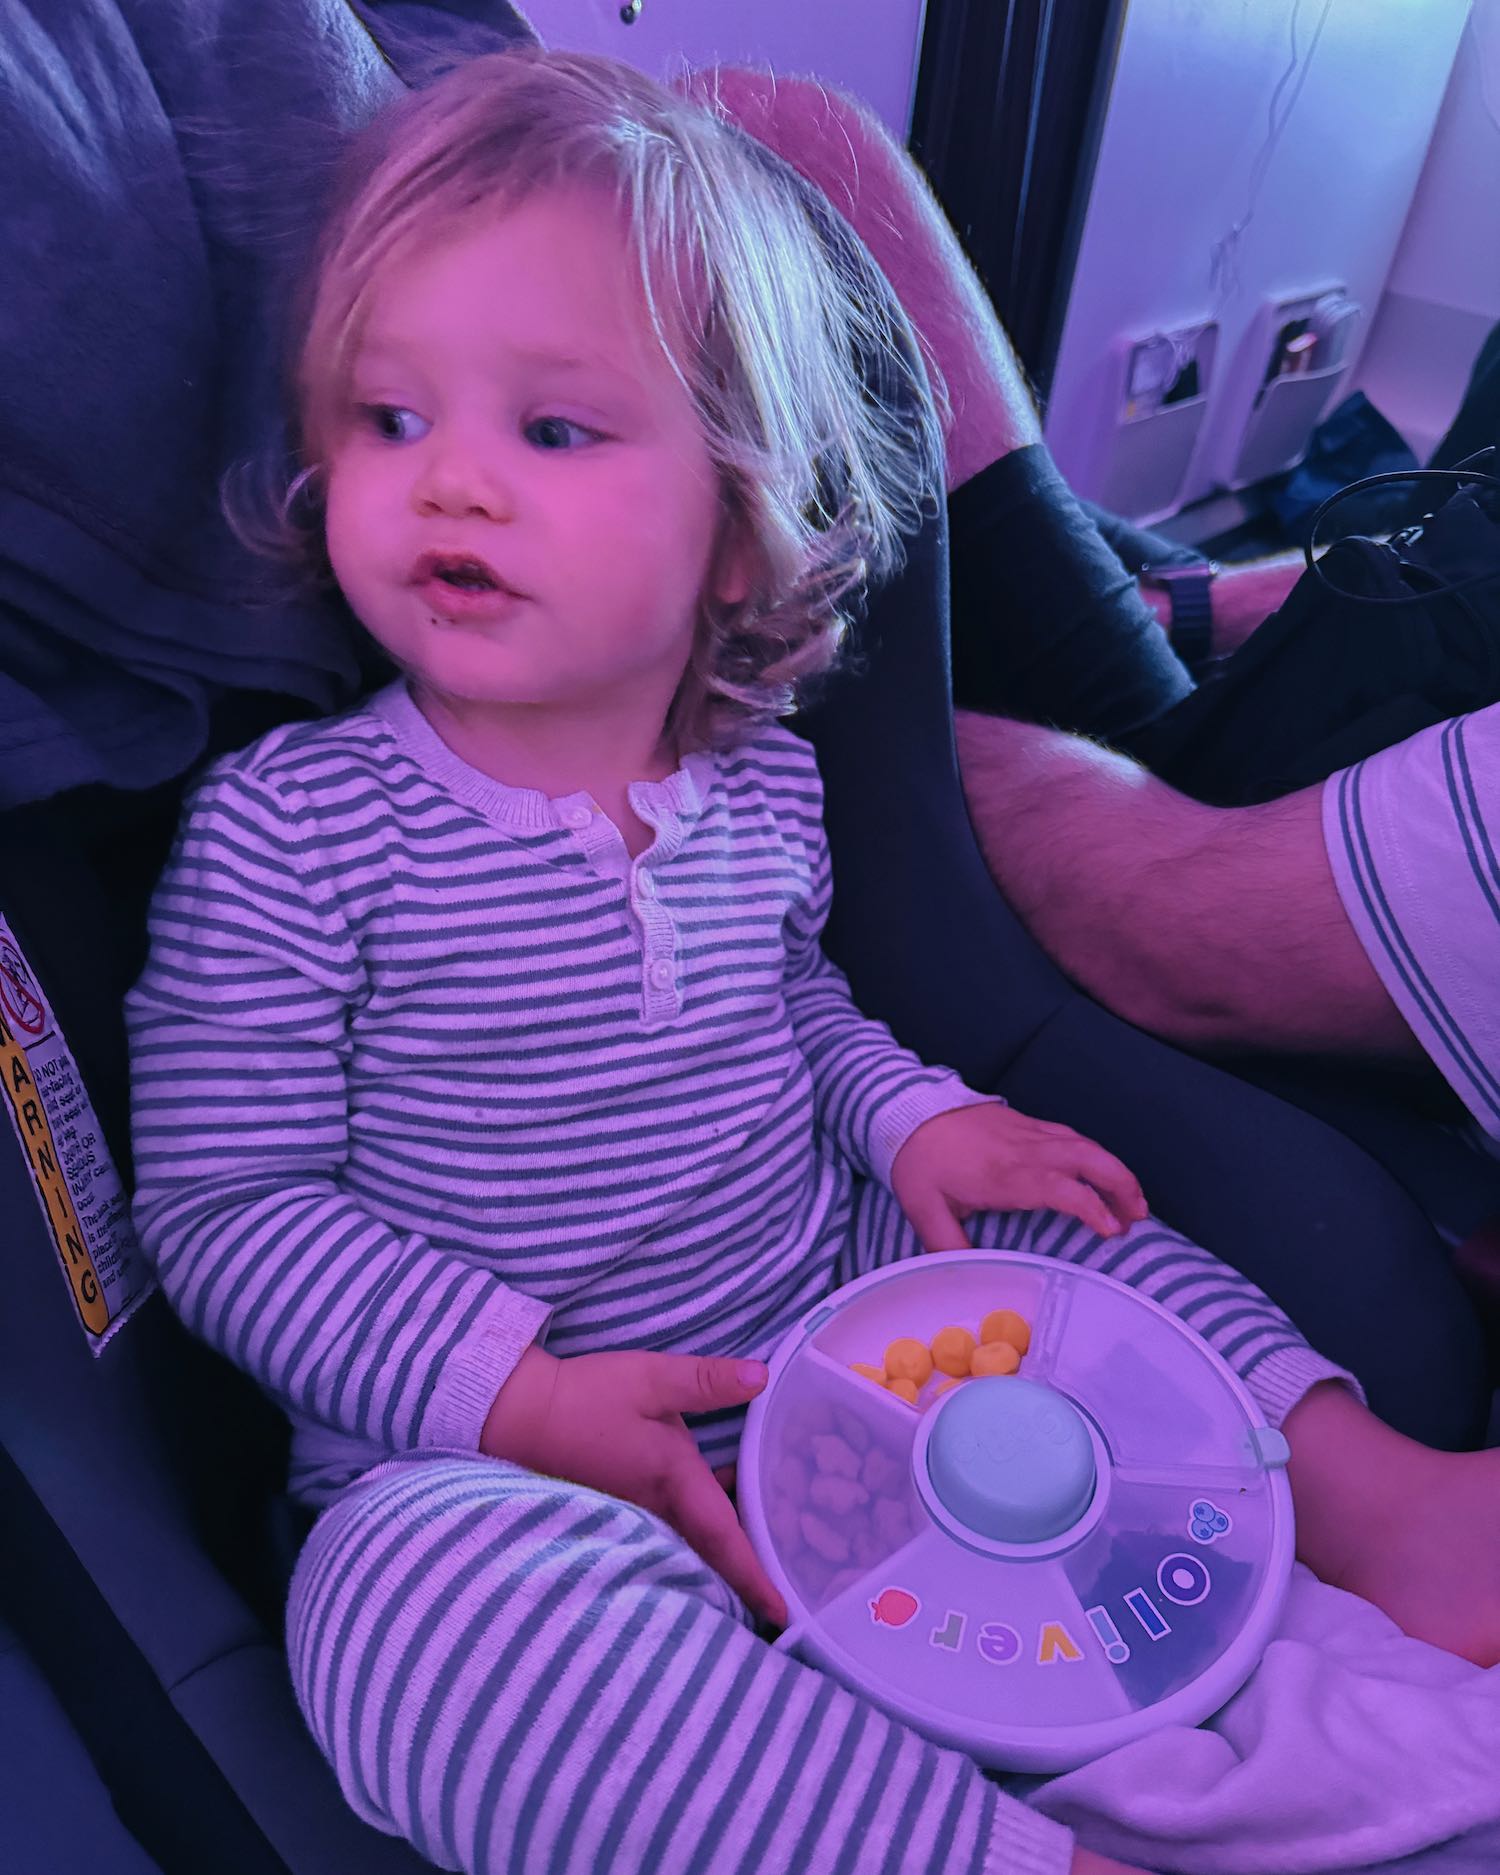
[{"xmin": 287, "ymin": 1191, "xmax": 1351, "ymax": 1875}]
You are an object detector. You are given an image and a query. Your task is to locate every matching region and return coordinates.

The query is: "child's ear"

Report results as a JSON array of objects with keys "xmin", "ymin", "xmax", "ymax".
[{"xmin": 709, "ymin": 518, "xmax": 752, "ymax": 608}]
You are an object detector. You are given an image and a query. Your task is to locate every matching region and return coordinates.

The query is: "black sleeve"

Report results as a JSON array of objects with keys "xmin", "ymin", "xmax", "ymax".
[
  {"xmin": 948, "ymin": 444, "xmax": 1196, "ymax": 742},
  {"xmin": 1078, "ymin": 499, "xmax": 1202, "ymax": 579}
]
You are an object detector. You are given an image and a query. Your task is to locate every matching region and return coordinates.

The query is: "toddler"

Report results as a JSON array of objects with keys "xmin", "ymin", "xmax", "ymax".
[{"xmin": 127, "ymin": 49, "xmax": 1500, "ymax": 1875}]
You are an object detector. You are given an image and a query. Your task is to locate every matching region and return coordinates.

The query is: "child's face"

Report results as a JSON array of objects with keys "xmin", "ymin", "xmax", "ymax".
[{"xmin": 323, "ymin": 184, "xmax": 738, "ymax": 748}]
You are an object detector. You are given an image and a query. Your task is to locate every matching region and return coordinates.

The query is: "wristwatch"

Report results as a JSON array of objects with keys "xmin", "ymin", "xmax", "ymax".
[{"xmin": 1140, "ymin": 558, "xmax": 1219, "ymax": 674}]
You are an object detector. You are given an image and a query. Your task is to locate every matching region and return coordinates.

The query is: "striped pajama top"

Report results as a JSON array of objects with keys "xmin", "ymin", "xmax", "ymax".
[
  {"xmin": 125, "ymin": 681, "xmax": 996, "ymax": 1503},
  {"xmin": 1324, "ymin": 703, "xmax": 1500, "ymax": 1145}
]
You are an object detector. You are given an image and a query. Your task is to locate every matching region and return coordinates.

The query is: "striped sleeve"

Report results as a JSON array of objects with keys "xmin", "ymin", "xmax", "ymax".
[
  {"xmin": 782, "ymin": 791, "xmax": 1002, "ymax": 1188},
  {"xmin": 125, "ymin": 764, "xmax": 552, "ymax": 1455},
  {"xmin": 1323, "ymin": 707, "xmax": 1500, "ymax": 1141}
]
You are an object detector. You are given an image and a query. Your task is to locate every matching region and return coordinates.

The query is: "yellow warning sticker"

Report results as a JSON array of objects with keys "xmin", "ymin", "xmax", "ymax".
[{"xmin": 0, "ymin": 915, "xmax": 153, "ymax": 1351}]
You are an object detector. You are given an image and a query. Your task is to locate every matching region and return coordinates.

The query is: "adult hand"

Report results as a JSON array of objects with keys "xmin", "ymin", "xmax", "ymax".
[
  {"xmin": 481, "ymin": 1345, "xmax": 787, "ymax": 1627},
  {"xmin": 891, "ymin": 1102, "xmax": 1148, "ymax": 1249}
]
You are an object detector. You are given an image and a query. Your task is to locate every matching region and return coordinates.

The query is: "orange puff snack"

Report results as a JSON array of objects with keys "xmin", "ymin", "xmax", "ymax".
[
  {"xmin": 848, "ymin": 1308, "xmax": 1031, "ymax": 1408},
  {"xmin": 980, "ymin": 1308, "xmax": 1032, "ymax": 1356}
]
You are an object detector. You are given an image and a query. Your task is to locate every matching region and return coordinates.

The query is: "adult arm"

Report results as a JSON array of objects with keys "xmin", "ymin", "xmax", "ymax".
[
  {"xmin": 691, "ymin": 69, "xmax": 1195, "ymax": 743},
  {"xmin": 953, "ymin": 709, "xmax": 1425, "ymax": 1059},
  {"xmin": 1323, "ymin": 708, "xmax": 1500, "ymax": 1139},
  {"xmin": 680, "ymin": 63, "xmax": 1038, "ymax": 488},
  {"xmin": 1087, "ymin": 505, "xmax": 1304, "ymax": 659},
  {"xmin": 1198, "ymin": 553, "xmax": 1304, "ymax": 656}
]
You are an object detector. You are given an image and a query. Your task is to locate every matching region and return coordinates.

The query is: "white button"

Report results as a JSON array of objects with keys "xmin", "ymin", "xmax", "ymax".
[
  {"xmin": 648, "ymin": 959, "xmax": 675, "ymax": 990},
  {"xmin": 636, "ymin": 872, "xmax": 654, "ymax": 897},
  {"xmin": 562, "ymin": 806, "xmax": 591, "ymax": 829}
]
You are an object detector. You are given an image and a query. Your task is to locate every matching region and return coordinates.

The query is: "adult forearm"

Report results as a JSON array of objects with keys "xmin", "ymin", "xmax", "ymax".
[
  {"xmin": 954, "ymin": 710, "xmax": 1424, "ymax": 1059},
  {"xmin": 954, "ymin": 711, "xmax": 1207, "ymax": 1033},
  {"xmin": 1211, "ymin": 553, "xmax": 1304, "ymax": 654},
  {"xmin": 1136, "ymin": 552, "xmax": 1305, "ymax": 658}
]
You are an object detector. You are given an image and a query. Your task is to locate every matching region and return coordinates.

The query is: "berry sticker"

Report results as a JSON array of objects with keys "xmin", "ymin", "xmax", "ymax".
[
  {"xmin": 1189, "ymin": 1499, "xmax": 1232, "ymax": 1544},
  {"xmin": 869, "ymin": 1587, "xmax": 920, "ymax": 1627}
]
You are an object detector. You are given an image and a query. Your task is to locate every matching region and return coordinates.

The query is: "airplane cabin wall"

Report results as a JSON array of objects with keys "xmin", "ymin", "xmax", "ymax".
[
  {"xmin": 1041, "ymin": 0, "xmax": 1474, "ymax": 525},
  {"xmin": 1350, "ymin": 5, "xmax": 1500, "ymax": 464}
]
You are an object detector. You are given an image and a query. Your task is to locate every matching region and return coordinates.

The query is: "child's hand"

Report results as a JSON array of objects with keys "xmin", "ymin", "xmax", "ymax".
[
  {"xmin": 890, "ymin": 1102, "xmax": 1148, "ymax": 1250},
  {"xmin": 481, "ymin": 1345, "xmax": 787, "ymax": 1628}
]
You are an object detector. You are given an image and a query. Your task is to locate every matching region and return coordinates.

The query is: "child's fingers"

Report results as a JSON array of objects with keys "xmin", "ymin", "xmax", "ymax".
[
  {"xmin": 636, "ymin": 1351, "xmax": 770, "ymax": 1420},
  {"xmin": 1048, "ymin": 1176, "xmax": 1129, "ymax": 1240},
  {"xmin": 904, "ymin": 1192, "xmax": 972, "ymax": 1254},
  {"xmin": 668, "ymin": 1458, "xmax": 787, "ymax": 1627},
  {"xmin": 1054, "ymin": 1140, "xmax": 1147, "ymax": 1223}
]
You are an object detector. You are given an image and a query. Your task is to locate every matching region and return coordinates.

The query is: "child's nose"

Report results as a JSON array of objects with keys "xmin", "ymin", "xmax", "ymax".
[{"xmin": 411, "ymin": 437, "xmax": 515, "ymax": 524}]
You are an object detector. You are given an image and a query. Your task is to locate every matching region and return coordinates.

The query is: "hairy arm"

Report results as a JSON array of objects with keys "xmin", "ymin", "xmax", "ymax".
[
  {"xmin": 1208, "ymin": 553, "xmax": 1305, "ymax": 653},
  {"xmin": 1139, "ymin": 552, "xmax": 1306, "ymax": 656},
  {"xmin": 953, "ymin": 710, "xmax": 1424, "ymax": 1058}
]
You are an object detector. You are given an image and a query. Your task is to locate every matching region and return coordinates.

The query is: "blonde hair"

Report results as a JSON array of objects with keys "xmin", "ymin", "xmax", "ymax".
[{"xmin": 281, "ymin": 48, "xmax": 942, "ymax": 751}]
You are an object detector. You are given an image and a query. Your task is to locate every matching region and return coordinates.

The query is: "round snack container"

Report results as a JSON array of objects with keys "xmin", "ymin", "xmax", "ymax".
[{"xmin": 738, "ymin": 1252, "xmax": 1295, "ymax": 1772}]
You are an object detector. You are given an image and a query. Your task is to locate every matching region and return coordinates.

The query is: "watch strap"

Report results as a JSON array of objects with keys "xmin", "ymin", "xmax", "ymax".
[{"xmin": 1143, "ymin": 560, "xmax": 1216, "ymax": 674}]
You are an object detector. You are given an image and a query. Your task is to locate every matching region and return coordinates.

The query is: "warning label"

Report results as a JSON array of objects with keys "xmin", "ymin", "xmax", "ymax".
[{"xmin": 0, "ymin": 917, "xmax": 153, "ymax": 1352}]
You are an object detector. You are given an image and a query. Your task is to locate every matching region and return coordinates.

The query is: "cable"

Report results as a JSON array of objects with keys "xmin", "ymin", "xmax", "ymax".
[
  {"xmin": 1302, "ymin": 449, "xmax": 1500, "ymax": 606},
  {"xmin": 1208, "ymin": 0, "xmax": 1338, "ymax": 308}
]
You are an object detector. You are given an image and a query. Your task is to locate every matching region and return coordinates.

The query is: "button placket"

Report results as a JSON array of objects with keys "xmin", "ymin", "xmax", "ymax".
[
  {"xmin": 626, "ymin": 797, "xmax": 678, "ymax": 1018},
  {"xmin": 634, "ymin": 877, "xmax": 680, "ymax": 1016},
  {"xmin": 557, "ymin": 800, "xmax": 621, "ymax": 876}
]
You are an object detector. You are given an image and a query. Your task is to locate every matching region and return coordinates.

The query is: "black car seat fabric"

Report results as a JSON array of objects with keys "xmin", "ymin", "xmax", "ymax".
[
  {"xmin": 0, "ymin": 1612, "xmax": 164, "ymax": 1875},
  {"xmin": 0, "ymin": 804, "xmax": 435, "ymax": 1874}
]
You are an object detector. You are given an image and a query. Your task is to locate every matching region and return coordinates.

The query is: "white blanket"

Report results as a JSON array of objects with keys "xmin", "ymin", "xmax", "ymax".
[{"xmin": 1013, "ymin": 1566, "xmax": 1500, "ymax": 1873}]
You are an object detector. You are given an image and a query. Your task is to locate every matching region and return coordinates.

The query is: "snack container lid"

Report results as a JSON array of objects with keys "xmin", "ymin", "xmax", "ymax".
[{"xmin": 738, "ymin": 1252, "xmax": 1295, "ymax": 1771}]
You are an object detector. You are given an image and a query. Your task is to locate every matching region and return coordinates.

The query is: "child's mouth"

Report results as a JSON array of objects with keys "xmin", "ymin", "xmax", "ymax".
[
  {"xmin": 438, "ymin": 565, "xmax": 496, "ymax": 591},
  {"xmin": 411, "ymin": 549, "xmax": 512, "ymax": 590},
  {"xmin": 410, "ymin": 550, "xmax": 524, "ymax": 620}
]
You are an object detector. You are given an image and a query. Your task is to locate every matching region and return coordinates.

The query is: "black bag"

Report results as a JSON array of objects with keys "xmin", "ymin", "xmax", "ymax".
[
  {"xmin": 1136, "ymin": 459, "xmax": 1500, "ymax": 805},
  {"xmin": 1268, "ymin": 391, "xmax": 1420, "ymax": 546}
]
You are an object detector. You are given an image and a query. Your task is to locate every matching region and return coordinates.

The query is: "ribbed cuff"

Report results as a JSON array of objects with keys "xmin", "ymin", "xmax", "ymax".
[
  {"xmin": 870, "ymin": 1081, "xmax": 1007, "ymax": 1188},
  {"xmin": 1245, "ymin": 1344, "xmax": 1365, "ymax": 1428},
  {"xmin": 983, "ymin": 1794, "xmax": 1075, "ymax": 1875},
  {"xmin": 420, "ymin": 1286, "xmax": 554, "ymax": 1452}
]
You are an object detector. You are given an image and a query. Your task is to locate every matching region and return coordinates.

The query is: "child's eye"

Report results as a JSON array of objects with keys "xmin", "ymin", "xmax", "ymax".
[
  {"xmin": 524, "ymin": 415, "xmax": 600, "ymax": 451},
  {"xmin": 358, "ymin": 403, "xmax": 430, "ymax": 444}
]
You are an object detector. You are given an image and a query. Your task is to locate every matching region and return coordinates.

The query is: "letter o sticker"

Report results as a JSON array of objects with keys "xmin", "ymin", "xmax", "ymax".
[{"xmin": 1157, "ymin": 1552, "xmax": 1211, "ymax": 1607}]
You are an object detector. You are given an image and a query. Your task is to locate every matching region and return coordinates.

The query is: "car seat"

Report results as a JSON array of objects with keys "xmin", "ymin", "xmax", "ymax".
[
  {"xmin": 4, "ymin": 488, "xmax": 1497, "ymax": 1871},
  {"xmin": 0, "ymin": 799, "xmax": 437, "ymax": 1875}
]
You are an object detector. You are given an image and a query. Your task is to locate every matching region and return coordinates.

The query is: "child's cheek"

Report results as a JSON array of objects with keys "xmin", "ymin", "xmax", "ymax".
[{"xmin": 322, "ymin": 462, "xmax": 372, "ymax": 576}]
